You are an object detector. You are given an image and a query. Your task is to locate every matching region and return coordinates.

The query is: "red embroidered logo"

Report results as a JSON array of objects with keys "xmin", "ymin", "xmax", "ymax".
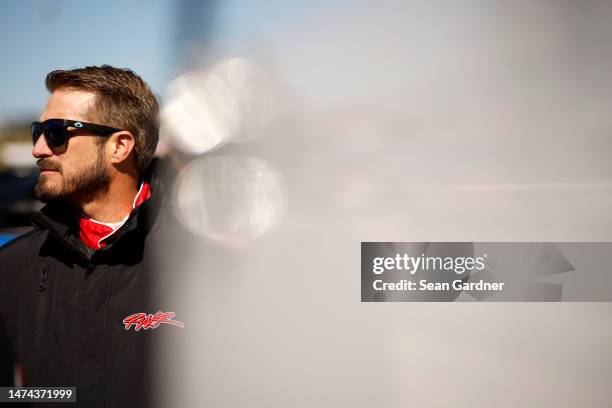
[{"xmin": 123, "ymin": 311, "xmax": 185, "ymax": 331}]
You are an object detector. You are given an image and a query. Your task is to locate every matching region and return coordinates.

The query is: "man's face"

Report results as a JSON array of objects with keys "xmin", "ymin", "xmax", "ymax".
[{"xmin": 33, "ymin": 89, "xmax": 111, "ymax": 203}]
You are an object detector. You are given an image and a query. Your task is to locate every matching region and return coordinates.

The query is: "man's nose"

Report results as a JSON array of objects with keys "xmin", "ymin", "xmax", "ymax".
[{"xmin": 32, "ymin": 133, "xmax": 53, "ymax": 158}]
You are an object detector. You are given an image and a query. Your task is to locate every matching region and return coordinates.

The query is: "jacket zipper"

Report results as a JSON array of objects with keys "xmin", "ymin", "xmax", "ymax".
[{"xmin": 34, "ymin": 268, "xmax": 48, "ymax": 351}]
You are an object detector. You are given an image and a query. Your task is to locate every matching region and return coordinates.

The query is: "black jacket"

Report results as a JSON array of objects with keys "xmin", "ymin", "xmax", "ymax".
[{"xmin": 0, "ymin": 169, "xmax": 182, "ymax": 407}]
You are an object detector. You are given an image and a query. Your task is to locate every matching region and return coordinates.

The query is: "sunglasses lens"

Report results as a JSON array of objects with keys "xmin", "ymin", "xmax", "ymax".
[
  {"xmin": 43, "ymin": 122, "xmax": 67, "ymax": 148},
  {"xmin": 31, "ymin": 124, "xmax": 42, "ymax": 145}
]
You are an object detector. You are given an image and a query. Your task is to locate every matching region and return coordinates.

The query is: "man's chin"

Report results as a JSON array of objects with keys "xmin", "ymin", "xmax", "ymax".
[{"xmin": 34, "ymin": 180, "xmax": 65, "ymax": 203}]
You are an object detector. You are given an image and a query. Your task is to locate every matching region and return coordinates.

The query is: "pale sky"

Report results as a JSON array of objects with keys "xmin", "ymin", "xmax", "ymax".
[{"xmin": 0, "ymin": 0, "xmax": 174, "ymax": 120}]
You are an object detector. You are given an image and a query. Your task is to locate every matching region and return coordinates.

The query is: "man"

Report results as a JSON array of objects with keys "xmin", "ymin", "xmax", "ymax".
[{"xmin": 0, "ymin": 65, "xmax": 181, "ymax": 407}]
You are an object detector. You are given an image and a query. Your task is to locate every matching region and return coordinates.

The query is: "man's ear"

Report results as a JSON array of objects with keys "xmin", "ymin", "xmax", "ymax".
[{"xmin": 107, "ymin": 131, "xmax": 136, "ymax": 166}]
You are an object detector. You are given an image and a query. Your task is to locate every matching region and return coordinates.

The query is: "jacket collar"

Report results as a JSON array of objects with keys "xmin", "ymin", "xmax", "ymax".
[
  {"xmin": 78, "ymin": 180, "xmax": 151, "ymax": 250},
  {"xmin": 30, "ymin": 162, "xmax": 165, "ymax": 261}
]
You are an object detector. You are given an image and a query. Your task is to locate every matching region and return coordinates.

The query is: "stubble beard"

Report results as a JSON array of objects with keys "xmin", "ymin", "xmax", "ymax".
[{"xmin": 35, "ymin": 151, "xmax": 111, "ymax": 204}]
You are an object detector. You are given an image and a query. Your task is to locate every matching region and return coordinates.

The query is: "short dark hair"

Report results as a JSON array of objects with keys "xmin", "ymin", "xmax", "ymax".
[{"xmin": 45, "ymin": 65, "xmax": 159, "ymax": 172}]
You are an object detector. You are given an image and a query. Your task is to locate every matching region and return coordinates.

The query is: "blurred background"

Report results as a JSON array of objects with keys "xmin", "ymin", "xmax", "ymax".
[{"xmin": 2, "ymin": 0, "xmax": 612, "ymax": 407}]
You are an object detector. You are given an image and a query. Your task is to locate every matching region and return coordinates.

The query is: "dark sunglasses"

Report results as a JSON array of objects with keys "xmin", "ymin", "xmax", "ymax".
[{"xmin": 31, "ymin": 119, "xmax": 121, "ymax": 148}]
